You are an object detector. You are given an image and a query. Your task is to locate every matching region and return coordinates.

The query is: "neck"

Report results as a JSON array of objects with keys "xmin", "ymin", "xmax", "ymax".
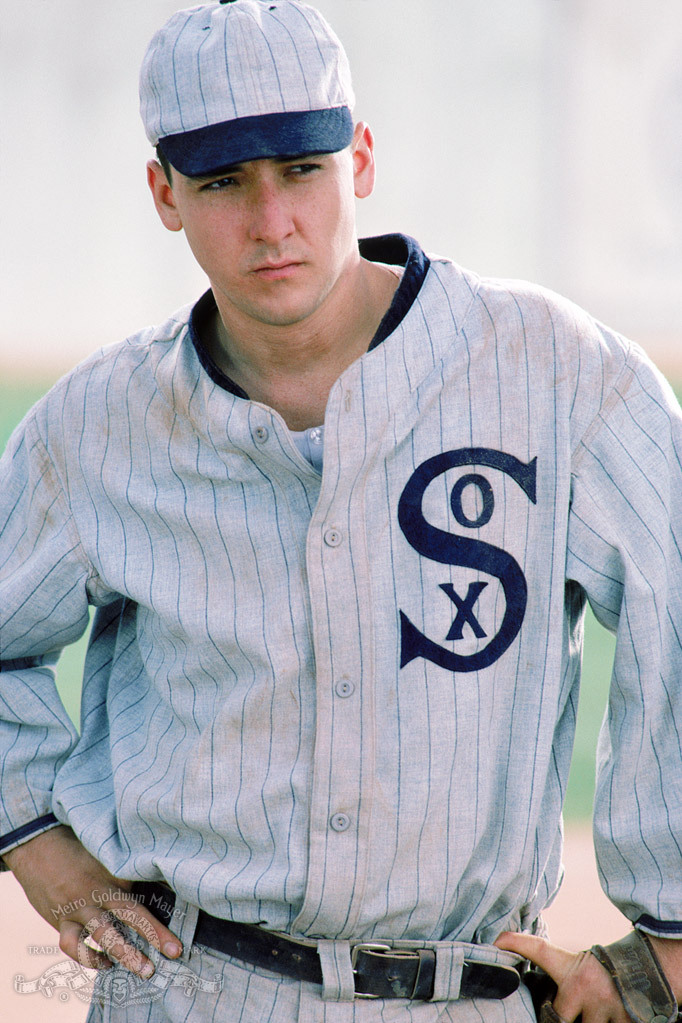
[{"xmin": 205, "ymin": 257, "xmax": 399, "ymax": 430}]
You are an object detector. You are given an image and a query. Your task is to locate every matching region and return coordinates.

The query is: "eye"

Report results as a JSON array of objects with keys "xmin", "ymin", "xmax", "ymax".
[
  {"xmin": 200, "ymin": 175, "xmax": 239, "ymax": 191},
  {"xmin": 286, "ymin": 162, "xmax": 323, "ymax": 178}
]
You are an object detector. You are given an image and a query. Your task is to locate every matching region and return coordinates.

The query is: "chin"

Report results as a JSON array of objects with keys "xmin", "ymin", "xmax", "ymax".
[
  {"xmin": 245, "ymin": 292, "xmax": 328, "ymax": 328},
  {"xmin": 257, "ymin": 307, "xmax": 320, "ymax": 328}
]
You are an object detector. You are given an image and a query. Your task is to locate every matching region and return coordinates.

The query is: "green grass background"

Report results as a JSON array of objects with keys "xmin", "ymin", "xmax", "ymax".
[{"xmin": 0, "ymin": 377, "xmax": 621, "ymax": 821}]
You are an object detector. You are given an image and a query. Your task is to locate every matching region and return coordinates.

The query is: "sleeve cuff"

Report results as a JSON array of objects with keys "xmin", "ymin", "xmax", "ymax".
[
  {"xmin": 0, "ymin": 814, "xmax": 61, "ymax": 869},
  {"xmin": 636, "ymin": 915, "xmax": 682, "ymax": 938},
  {"xmin": 0, "ymin": 657, "xmax": 45, "ymax": 671}
]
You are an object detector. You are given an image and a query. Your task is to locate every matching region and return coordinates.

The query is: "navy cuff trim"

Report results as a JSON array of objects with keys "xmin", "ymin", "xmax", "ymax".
[
  {"xmin": 0, "ymin": 814, "xmax": 60, "ymax": 853},
  {"xmin": 637, "ymin": 914, "xmax": 682, "ymax": 935},
  {"xmin": 0, "ymin": 656, "xmax": 43, "ymax": 671}
]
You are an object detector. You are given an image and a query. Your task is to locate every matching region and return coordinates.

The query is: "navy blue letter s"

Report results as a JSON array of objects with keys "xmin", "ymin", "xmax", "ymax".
[{"xmin": 398, "ymin": 448, "xmax": 537, "ymax": 672}]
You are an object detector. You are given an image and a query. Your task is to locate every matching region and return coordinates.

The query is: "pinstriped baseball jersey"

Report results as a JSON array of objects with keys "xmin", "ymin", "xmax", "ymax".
[{"xmin": 1, "ymin": 236, "xmax": 682, "ymax": 984}]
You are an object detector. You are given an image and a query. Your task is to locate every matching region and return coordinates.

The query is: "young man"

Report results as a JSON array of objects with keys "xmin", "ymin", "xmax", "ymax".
[{"xmin": 1, "ymin": 2, "xmax": 681, "ymax": 1020}]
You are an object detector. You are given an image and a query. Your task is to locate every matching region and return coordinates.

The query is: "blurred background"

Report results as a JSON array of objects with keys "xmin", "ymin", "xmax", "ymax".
[
  {"xmin": 2, "ymin": 0, "xmax": 682, "ymax": 378},
  {"xmin": 1, "ymin": 0, "xmax": 681, "ymax": 1018}
]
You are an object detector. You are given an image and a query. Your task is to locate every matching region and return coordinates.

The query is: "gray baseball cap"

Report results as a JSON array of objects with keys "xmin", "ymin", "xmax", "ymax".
[{"xmin": 139, "ymin": 0, "xmax": 355, "ymax": 177}]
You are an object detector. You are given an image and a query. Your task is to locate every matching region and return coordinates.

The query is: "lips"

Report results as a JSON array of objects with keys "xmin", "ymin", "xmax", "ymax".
[
  {"xmin": 251, "ymin": 260, "xmax": 303, "ymax": 280},
  {"xmin": 254, "ymin": 259, "xmax": 298, "ymax": 270}
]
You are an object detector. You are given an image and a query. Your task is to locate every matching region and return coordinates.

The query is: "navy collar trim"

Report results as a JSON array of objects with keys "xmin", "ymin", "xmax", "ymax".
[
  {"xmin": 190, "ymin": 292, "xmax": 249, "ymax": 400},
  {"xmin": 189, "ymin": 233, "xmax": 429, "ymax": 398},
  {"xmin": 359, "ymin": 234, "xmax": 429, "ymax": 350}
]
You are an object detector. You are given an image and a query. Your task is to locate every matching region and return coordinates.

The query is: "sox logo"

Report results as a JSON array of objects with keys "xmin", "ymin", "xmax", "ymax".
[{"xmin": 398, "ymin": 448, "xmax": 537, "ymax": 672}]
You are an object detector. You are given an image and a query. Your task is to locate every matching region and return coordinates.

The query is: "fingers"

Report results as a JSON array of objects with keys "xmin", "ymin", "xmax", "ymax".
[
  {"xmin": 495, "ymin": 931, "xmax": 576, "ymax": 982},
  {"xmin": 59, "ymin": 919, "xmax": 111, "ymax": 971},
  {"xmin": 58, "ymin": 890, "xmax": 183, "ymax": 978},
  {"xmin": 87, "ymin": 909, "xmax": 157, "ymax": 978},
  {"xmin": 495, "ymin": 932, "xmax": 630, "ymax": 1023},
  {"xmin": 551, "ymin": 951, "xmax": 609, "ymax": 1023},
  {"xmin": 5, "ymin": 828, "xmax": 183, "ymax": 977},
  {"xmin": 98, "ymin": 887, "xmax": 183, "ymax": 959},
  {"xmin": 495, "ymin": 932, "xmax": 578, "ymax": 1021},
  {"xmin": 59, "ymin": 910, "xmax": 155, "ymax": 978}
]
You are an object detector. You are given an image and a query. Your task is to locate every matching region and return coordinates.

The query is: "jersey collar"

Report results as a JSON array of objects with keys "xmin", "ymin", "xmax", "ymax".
[{"xmin": 189, "ymin": 233, "xmax": 430, "ymax": 399}]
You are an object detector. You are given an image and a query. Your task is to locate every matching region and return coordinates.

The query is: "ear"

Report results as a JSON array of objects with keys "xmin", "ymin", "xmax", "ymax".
[
  {"xmin": 350, "ymin": 122, "xmax": 376, "ymax": 200},
  {"xmin": 147, "ymin": 159, "xmax": 183, "ymax": 232}
]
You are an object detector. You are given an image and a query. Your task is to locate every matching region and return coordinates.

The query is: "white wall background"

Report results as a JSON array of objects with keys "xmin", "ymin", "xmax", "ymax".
[{"xmin": 2, "ymin": 0, "xmax": 681, "ymax": 376}]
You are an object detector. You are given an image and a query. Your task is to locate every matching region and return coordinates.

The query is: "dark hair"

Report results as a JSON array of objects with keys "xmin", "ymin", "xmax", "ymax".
[{"xmin": 155, "ymin": 144, "xmax": 174, "ymax": 183}]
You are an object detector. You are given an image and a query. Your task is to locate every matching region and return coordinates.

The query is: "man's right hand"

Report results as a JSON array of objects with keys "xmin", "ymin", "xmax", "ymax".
[{"xmin": 3, "ymin": 825, "xmax": 183, "ymax": 977}]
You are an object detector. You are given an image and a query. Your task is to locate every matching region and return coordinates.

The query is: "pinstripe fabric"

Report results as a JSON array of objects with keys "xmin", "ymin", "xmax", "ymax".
[
  {"xmin": 2, "ymin": 238, "xmax": 682, "ymax": 1019},
  {"xmin": 140, "ymin": 1, "xmax": 354, "ymax": 146}
]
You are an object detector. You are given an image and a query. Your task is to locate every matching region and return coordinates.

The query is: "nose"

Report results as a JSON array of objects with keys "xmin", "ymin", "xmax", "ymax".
[{"xmin": 247, "ymin": 181, "xmax": 295, "ymax": 246}]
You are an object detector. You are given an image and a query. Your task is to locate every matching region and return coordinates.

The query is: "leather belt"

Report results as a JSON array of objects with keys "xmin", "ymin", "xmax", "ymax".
[{"xmin": 132, "ymin": 881, "xmax": 521, "ymax": 1001}]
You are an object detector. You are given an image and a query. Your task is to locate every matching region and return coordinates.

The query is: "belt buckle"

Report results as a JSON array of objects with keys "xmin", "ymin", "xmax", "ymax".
[
  {"xmin": 351, "ymin": 942, "xmax": 424, "ymax": 1000},
  {"xmin": 350, "ymin": 942, "xmax": 392, "ymax": 999}
]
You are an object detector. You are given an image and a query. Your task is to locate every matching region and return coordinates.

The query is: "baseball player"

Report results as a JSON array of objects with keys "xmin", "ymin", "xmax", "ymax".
[{"xmin": 1, "ymin": 2, "xmax": 682, "ymax": 1021}]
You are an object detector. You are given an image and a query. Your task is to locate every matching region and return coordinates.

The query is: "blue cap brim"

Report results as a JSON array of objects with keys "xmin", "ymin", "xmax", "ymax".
[{"xmin": 158, "ymin": 107, "xmax": 354, "ymax": 177}]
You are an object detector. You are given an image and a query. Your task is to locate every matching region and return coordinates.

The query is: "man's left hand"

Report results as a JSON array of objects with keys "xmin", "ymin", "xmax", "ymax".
[{"xmin": 495, "ymin": 930, "xmax": 682, "ymax": 1023}]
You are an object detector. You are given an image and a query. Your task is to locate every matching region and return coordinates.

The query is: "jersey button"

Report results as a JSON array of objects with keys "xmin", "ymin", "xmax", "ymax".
[
  {"xmin": 335, "ymin": 679, "xmax": 355, "ymax": 698},
  {"xmin": 324, "ymin": 528, "xmax": 342, "ymax": 547},
  {"xmin": 254, "ymin": 426, "xmax": 269, "ymax": 443},
  {"xmin": 330, "ymin": 812, "xmax": 351, "ymax": 832}
]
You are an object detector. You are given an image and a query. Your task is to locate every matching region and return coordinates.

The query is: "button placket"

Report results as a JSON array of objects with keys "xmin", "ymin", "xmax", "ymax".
[{"xmin": 295, "ymin": 376, "xmax": 375, "ymax": 934}]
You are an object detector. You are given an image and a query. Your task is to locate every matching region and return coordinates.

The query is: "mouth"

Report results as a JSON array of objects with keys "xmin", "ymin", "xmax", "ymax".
[{"xmin": 250, "ymin": 260, "xmax": 303, "ymax": 281}]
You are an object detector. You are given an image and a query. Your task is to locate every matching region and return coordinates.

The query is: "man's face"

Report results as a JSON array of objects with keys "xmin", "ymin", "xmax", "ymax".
[{"xmin": 148, "ymin": 124, "xmax": 375, "ymax": 332}]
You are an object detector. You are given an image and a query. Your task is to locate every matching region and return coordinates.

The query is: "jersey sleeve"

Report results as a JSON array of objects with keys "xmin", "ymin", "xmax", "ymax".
[
  {"xmin": 0, "ymin": 414, "xmax": 95, "ymax": 859},
  {"xmin": 566, "ymin": 344, "xmax": 682, "ymax": 936}
]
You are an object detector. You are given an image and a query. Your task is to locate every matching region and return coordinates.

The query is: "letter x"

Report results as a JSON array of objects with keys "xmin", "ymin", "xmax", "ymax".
[{"xmin": 439, "ymin": 581, "xmax": 488, "ymax": 641}]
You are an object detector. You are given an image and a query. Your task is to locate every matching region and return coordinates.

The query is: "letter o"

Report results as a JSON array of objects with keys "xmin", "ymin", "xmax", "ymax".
[{"xmin": 450, "ymin": 473, "xmax": 494, "ymax": 528}]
